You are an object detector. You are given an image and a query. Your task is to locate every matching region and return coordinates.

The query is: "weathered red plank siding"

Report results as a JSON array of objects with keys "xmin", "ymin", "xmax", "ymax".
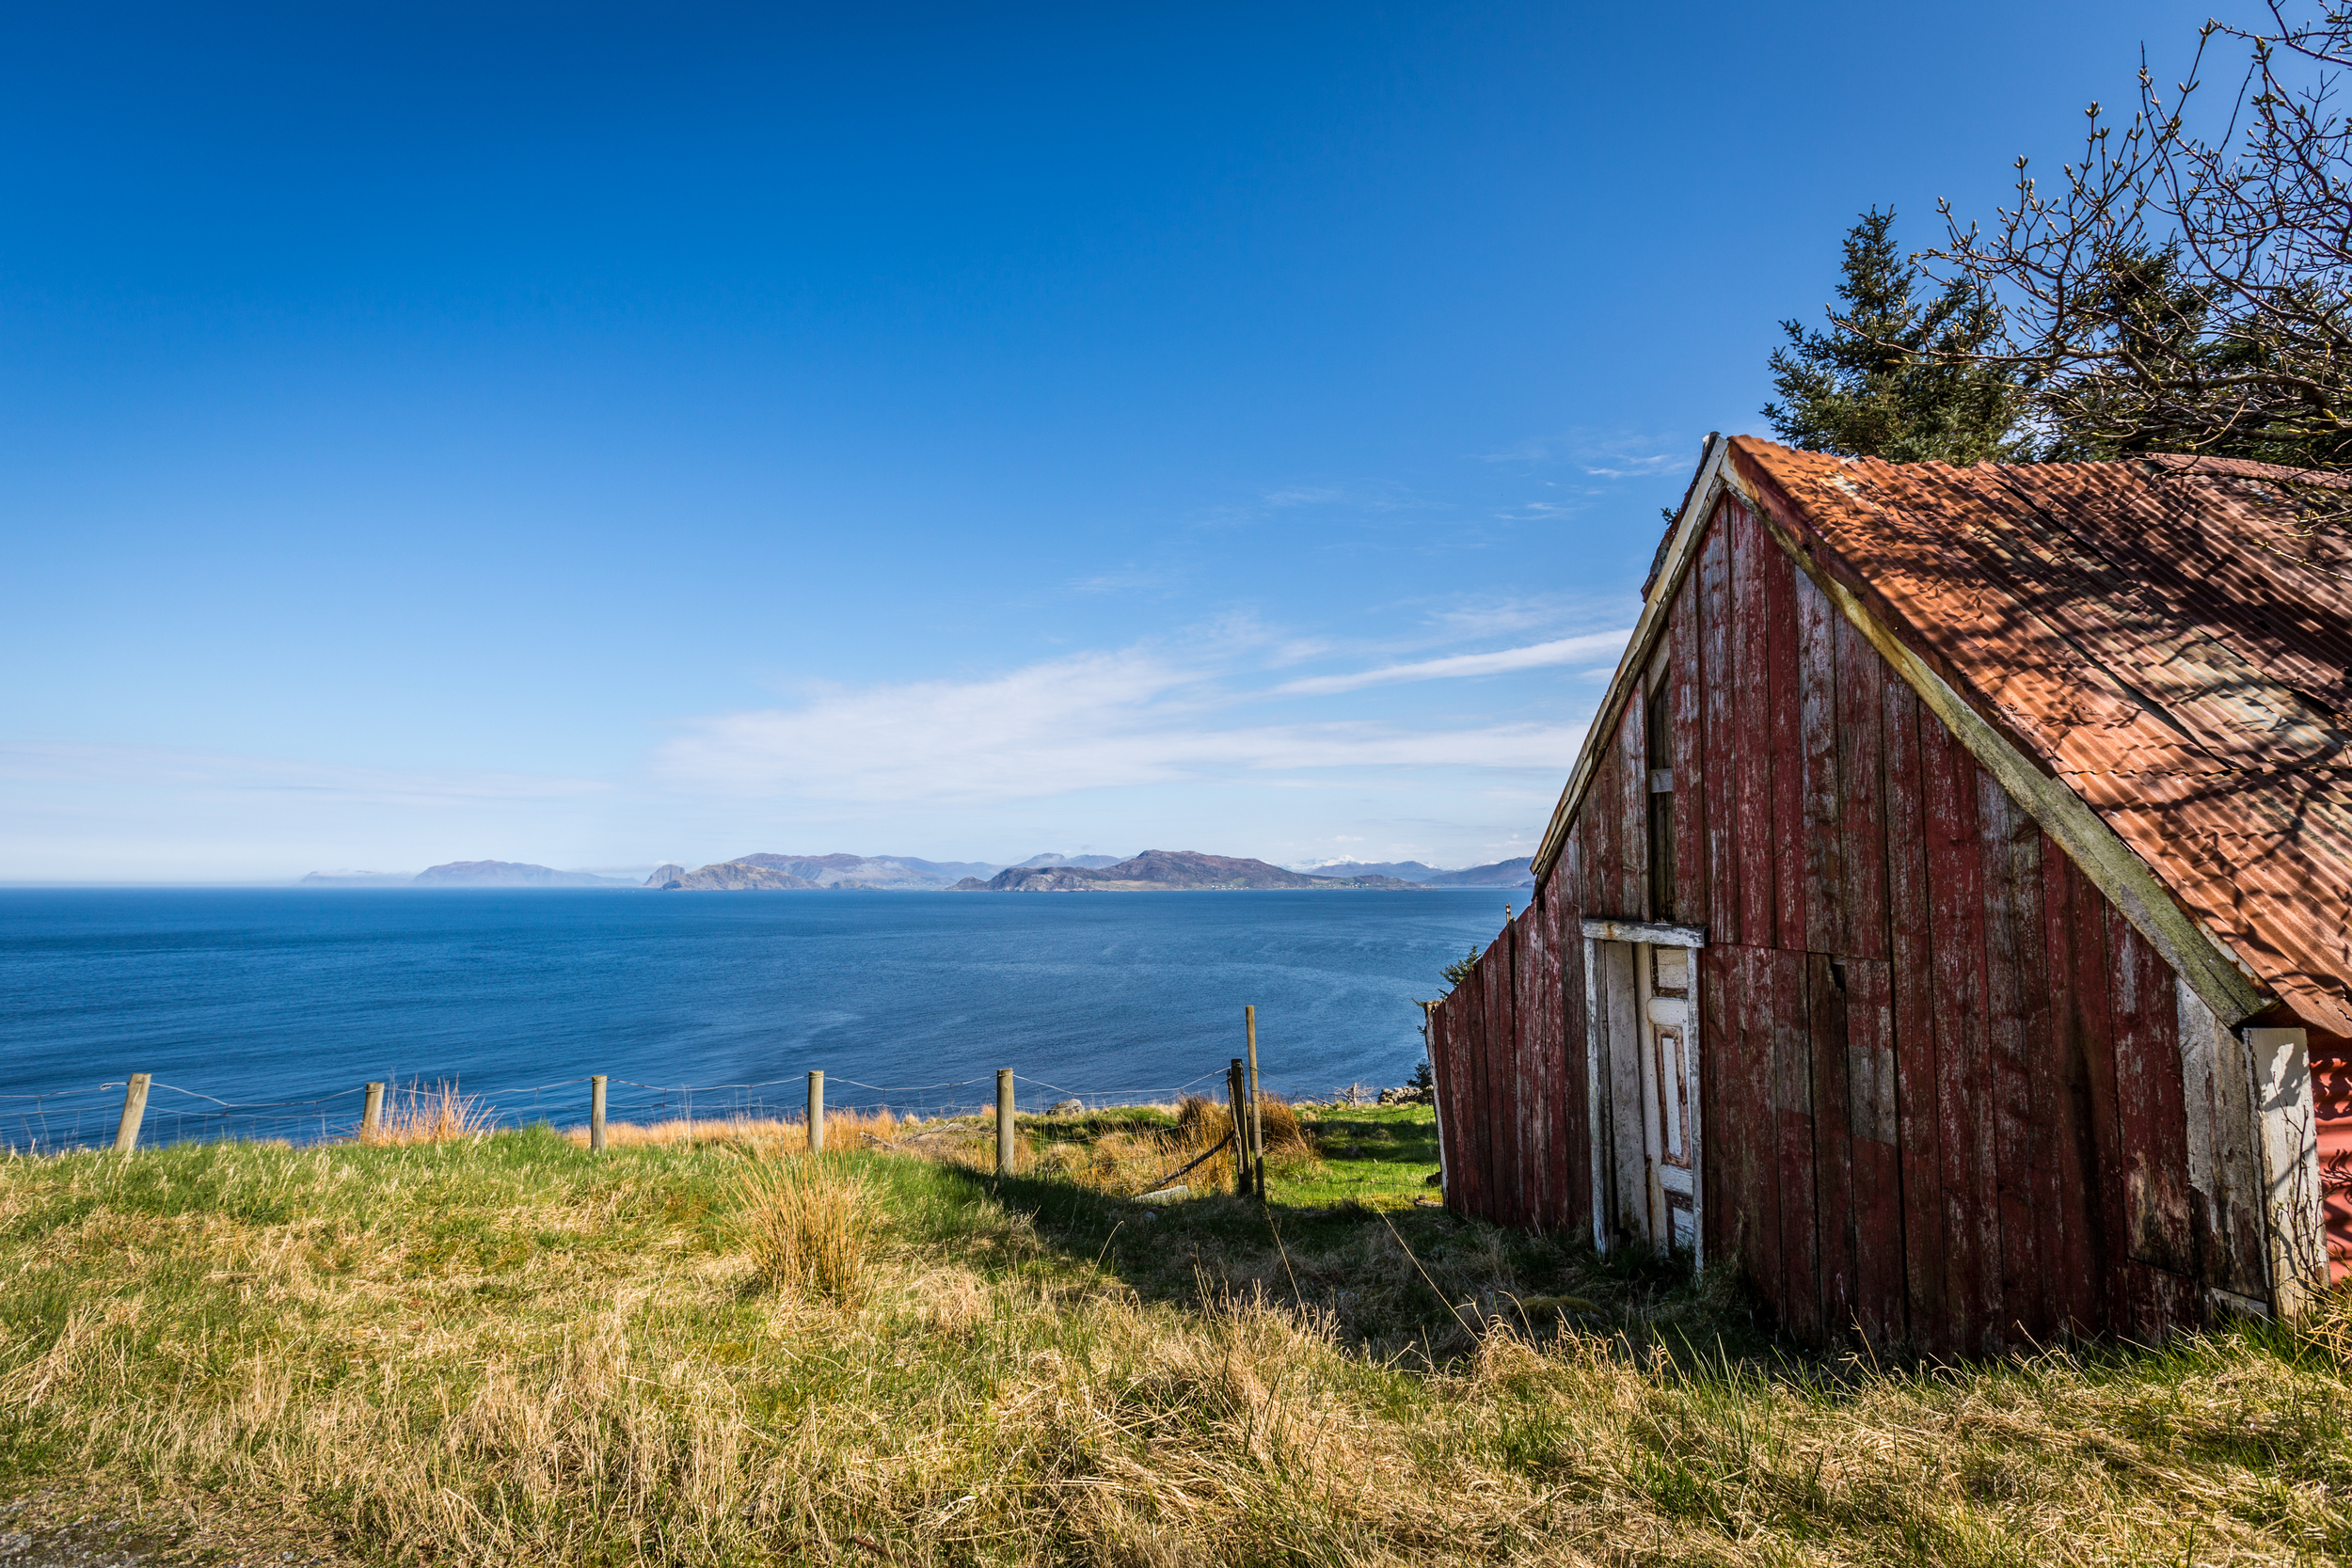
[
  {"xmin": 1696, "ymin": 518, "xmax": 1737, "ymax": 941},
  {"xmin": 1979, "ymin": 780, "xmax": 2049, "ymax": 1342},
  {"xmin": 1763, "ymin": 538, "xmax": 1804, "ymax": 954},
  {"xmin": 2311, "ymin": 1030, "xmax": 2352, "ymax": 1283},
  {"xmin": 1670, "ymin": 582, "xmax": 1708, "ymax": 927},
  {"xmin": 1616, "ymin": 680, "xmax": 1647, "ymax": 920},
  {"xmin": 1883, "ymin": 676, "xmax": 1949, "ymax": 1354},
  {"xmin": 1924, "ymin": 714, "xmax": 2003, "ymax": 1354},
  {"xmin": 2042, "ymin": 841, "xmax": 2113, "ymax": 1333},
  {"xmin": 1553, "ymin": 852, "xmax": 1591, "ymax": 1233},
  {"xmin": 1846, "ymin": 956, "xmax": 1905, "ymax": 1344},
  {"xmin": 1807, "ymin": 951, "xmax": 1858, "ymax": 1338},
  {"xmin": 2112, "ymin": 911, "xmax": 2197, "ymax": 1287},
  {"xmin": 1796, "ymin": 571, "xmax": 1846, "ymax": 958},
  {"xmin": 1477, "ymin": 918, "xmax": 1510, "ymax": 1220},
  {"xmin": 1730, "ymin": 500, "xmax": 1775, "ymax": 950}
]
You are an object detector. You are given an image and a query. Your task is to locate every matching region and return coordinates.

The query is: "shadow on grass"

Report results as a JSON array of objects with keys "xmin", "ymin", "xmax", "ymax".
[{"xmin": 924, "ymin": 1151, "xmax": 1777, "ymax": 1366}]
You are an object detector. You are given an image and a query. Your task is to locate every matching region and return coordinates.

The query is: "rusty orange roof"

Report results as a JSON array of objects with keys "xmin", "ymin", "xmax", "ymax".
[{"xmin": 1729, "ymin": 436, "xmax": 2352, "ymax": 1037}]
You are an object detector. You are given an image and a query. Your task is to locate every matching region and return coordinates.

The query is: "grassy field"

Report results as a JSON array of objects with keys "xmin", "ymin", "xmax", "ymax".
[{"xmin": 1, "ymin": 1105, "xmax": 2347, "ymax": 1566}]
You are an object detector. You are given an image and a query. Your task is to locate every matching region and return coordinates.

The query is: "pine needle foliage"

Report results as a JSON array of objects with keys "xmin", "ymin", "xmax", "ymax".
[{"xmin": 1764, "ymin": 209, "xmax": 2033, "ymax": 465}]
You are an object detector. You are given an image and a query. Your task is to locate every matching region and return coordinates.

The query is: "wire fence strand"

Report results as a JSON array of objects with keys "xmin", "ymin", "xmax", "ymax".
[{"xmin": 0, "ymin": 1059, "xmax": 1360, "ymax": 1157}]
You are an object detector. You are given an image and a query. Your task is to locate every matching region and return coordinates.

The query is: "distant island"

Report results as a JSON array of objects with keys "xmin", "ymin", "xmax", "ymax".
[
  {"xmin": 305, "ymin": 850, "xmax": 1534, "ymax": 892},
  {"xmin": 653, "ymin": 848, "xmax": 1534, "ymax": 892},
  {"xmin": 1290, "ymin": 857, "xmax": 1534, "ymax": 888},
  {"xmin": 302, "ymin": 861, "xmax": 639, "ymax": 888}
]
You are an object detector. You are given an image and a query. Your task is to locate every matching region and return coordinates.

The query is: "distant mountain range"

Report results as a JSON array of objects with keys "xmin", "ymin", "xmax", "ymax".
[
  {"xmin": 960, "ymin": 849, "xmax": 1424, "ymax": 892},
  {"xmin": 302, "ymin": 861, "xmax": 637, "ymax": 888},
  {"xmin": 304, "ymin": 849, "xmax": 1532, "ymax": 892},
  {"xmin": 1292, "ymin": 859, "xmax": 1443, "ymax": 881},
  {"xmin": 645, "ymin": 850, "xmax": 1139, "ymax": 891},
  {"xmin": 1292, "ymin": 856, "xmax": 1535, "ymax": 888}
]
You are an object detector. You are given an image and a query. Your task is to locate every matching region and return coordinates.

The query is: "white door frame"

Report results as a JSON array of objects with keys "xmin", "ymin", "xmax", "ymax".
[{"xmin": 1581, "ymin": 917, "xmax": 1708, "ymax": 1267}]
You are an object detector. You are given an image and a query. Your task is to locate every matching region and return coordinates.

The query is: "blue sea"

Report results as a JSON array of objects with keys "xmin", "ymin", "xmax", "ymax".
[{"xmin": 0, "ymin": 888, "xmax": 1509, "ymax": 1152}]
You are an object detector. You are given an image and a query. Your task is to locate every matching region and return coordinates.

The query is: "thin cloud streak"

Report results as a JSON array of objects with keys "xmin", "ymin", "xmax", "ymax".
[
  {"xmin": 655, "ymin": 646, "xmax": 1584, "ymax": 803},
  {"xmin": 1272, "ymin": 630, "xmax": 1630, "ymax": 696}
]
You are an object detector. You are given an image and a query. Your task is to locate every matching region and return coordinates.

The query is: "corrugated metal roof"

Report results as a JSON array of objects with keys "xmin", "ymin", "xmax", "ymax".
[{"xmin": 1731, "ymin": 436, "xmax": 2352, "ymax": 1037}]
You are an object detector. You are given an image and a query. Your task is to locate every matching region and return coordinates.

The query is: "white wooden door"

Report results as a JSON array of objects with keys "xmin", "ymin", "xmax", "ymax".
[
  {"xmin": 1640, "ymin": 942, "xmax": 1697, "ymax": 1254},
  {"xmin": 1581, "ymin": 919, "xmax": 1706, "ymax": 1265}
]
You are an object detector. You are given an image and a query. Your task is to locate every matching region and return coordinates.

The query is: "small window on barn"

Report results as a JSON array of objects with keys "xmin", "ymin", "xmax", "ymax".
[{"xmin": 1646, "ymin": 674, "xmax": 1675, "ymax": 921}]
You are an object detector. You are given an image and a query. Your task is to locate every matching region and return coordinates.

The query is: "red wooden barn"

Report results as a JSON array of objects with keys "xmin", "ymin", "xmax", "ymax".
[{"xmin": 1425, "ymin": 434, "xmax": 2350, "ymax": 1354}]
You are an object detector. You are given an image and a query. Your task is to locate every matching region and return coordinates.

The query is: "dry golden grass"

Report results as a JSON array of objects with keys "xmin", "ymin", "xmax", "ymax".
[
  {"xmin": 355, "ymin": 1080, "xmax": 493, "ymax": 1146},
  {"xmin": 563, "ymin": 1107, "xmax": 901, "ymax": 1150},
  {"xmin": 732, "ymin": 1150, "xmax": 879, "ymax": 1305},
  {"xmin": 0, "ymin": 1127, "xmax": 2345, "ymax": 1567},
  {"xmin": 1171, "ymin": 1089, "xmax": 1310, "ymax": 1158}
]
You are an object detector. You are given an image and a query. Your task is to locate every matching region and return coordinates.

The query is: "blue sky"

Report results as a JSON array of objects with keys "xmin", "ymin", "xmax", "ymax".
[{"xmin": 1, "ymin": 0, "xmax": 2229, "ymax": 880}]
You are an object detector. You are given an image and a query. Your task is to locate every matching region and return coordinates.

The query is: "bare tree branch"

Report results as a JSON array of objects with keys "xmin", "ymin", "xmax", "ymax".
[{"xmin": 1924, "ymin": 4, "xmax": 2352, "ymax": 478}]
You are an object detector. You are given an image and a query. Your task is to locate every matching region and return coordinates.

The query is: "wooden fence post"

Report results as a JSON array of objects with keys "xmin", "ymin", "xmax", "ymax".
[
  {"xmin": 996, "ymin": 1069, "xmax": 1015, "ymax": 1176},
  {"xmin": 808, "ymin": 1070, "xmax": 825, "ymax": 1154},
  {"xmin": 113, "ymin": 1073, "xmax": 151, "ymax": 1154},
  {"xmin": 590, "ymin": 1076, "xmax": 607, "ymax": 1153},
  {"xmin": 1227, "ymin": 1059, "xmax": 1250, "ymax": 1195},
  {"xmin": 361, "ymin": 1081, "xmax": 385, "ymax": 1139},
  {"xmin": 1245, "ymin": 1005, "xmax": 1265, "ymax": 1202}
]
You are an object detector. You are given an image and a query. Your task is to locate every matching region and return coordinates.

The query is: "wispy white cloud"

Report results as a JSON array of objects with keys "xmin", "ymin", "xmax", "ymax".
[
  {"xmin": 1476, "ymin": 428, "xmax": 1691, "ymax": 478},
  {"xmin": 1190, "ymin": 478, "xmax": 1445, "ymax": 531},
  {"xmin": 1066, "ymin": 565, "xmax": 1177, "ymax": 594},
  {"xmin": 655, "ymin": 644, "xmax": 1582, "ymax": 803},
  {"xmin": 1422, "ymin": 596, "xmax": 1621, "ymax": 641},
  {"xmin": 1271, "ymin": 629, "xmax": 1630, "ymax": 696}
]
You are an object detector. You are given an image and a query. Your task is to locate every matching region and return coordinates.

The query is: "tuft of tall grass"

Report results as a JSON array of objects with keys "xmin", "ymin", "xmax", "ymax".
[
  {"xmin": 732, "ymin": 1151, "xmax": 878, "ymax": 1306},
  {"xmin": 1171, "ymin": 1090, "xmax": 1308, "ymax": 1159},
  {"xmin": 358, "ymin": 1080, "xmax": 493, "ymax": 1146}
]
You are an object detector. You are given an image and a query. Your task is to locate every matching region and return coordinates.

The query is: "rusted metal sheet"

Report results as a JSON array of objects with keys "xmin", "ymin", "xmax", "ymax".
[{"xmin": 1733, "ymin": 437, "xmax": 2352, "ymax": 1038}]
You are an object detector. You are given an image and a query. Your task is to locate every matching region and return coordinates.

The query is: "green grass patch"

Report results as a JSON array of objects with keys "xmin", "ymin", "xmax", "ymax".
[{"xmin": 0, "ymin": 1127, "xmax": 2344, "ymax": 1566}]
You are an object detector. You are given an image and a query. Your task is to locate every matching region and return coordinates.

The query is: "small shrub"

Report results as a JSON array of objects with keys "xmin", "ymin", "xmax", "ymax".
[
  {"xmin": 1441, "ymin": 947, "xmax": 1480, "ymax": 989},
  {"xmin": 734, "ymin": 1153, "xmax": 877, "ymax": 1306}
]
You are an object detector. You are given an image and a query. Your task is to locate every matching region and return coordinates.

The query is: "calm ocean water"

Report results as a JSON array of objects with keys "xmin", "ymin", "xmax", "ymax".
[{"xmin": 0, "ymin": 887, "xmax": 1510, "ymax": 1150}]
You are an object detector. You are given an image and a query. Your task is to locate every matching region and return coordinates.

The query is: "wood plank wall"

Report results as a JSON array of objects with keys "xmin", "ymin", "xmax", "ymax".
[
  {"xmin": 1431, "ymin": 494, "xmax": 2255, "ymax": 1355},
  {"xmin": 1430, "ymin": 855, "xmax": 1586, "ymax": 1235}
]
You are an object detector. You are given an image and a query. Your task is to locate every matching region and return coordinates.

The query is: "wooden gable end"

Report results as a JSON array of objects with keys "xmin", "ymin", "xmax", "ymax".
[{"xmin": 1428, "ymin": 485, "xmax": 2320, "ymax": 1354}]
